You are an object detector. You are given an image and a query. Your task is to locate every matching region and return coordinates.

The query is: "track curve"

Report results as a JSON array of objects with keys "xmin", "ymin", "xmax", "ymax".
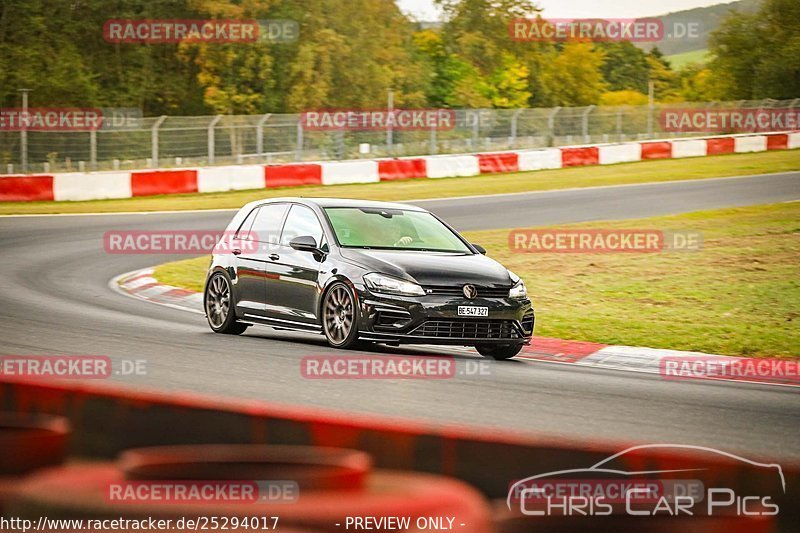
[{"xmin": 1, "ymin": 172, "xmax": 799, "ymax": 460}]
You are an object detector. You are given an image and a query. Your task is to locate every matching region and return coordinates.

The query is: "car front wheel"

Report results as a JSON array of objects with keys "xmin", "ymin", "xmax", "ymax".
[
  {"xmin": 322, "ymin": 282, "xmax": 360, "ymax": 349},
  {"xmin": 205, "ymin": 271, "xmax": 249, "ymax": 335},
  {"xmin": 475, "ymin": 343, "xmax": 523, "ymax": 360}
]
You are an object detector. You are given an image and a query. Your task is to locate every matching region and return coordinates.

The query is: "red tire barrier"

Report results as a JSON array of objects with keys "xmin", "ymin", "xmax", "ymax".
[
  {"xmin": 560, "ymin": 147, "xmax": 599, "ymax": 167},
  {"xmin": 0, "ymin": 175, "xmax": 54, "ymax": 201},
  {"xmin": 119, "ymin": 445, "xmax": 371, "ymax": 491},
  {"xmin": 640, "ymin": 141, "xmax": 672, "ymax": 160},
  {"xmin": 131, "ymin": 170, "xmax": 198, "ymax": 197},
  {"xmin": 766, "ymin": 134, "xmax": 789, "ymax": 150},
  {"xmin": 265, "ymin": 164, "xmax": 322, "ymax": 188},
  {"xmin": 378, "ymin": 159, "xmax": 427, "ymax": 181},
  {"xmin": 0, "ymin": 412, "xmax": 70, "ymax": 475},
  {"xmin": 478, "ymin": 153, "xmax": 519, "ymax": 173},
  {"xmin": 8, "ymin": 445, "xmax": 493, "ymax": 533},
  {"xmin": 706, "ymin": 137, "xmax": 735, "ymax": 155},
  {"xmin": 0, "ymin": 412, "xmax": 70, "ymax": 514}
]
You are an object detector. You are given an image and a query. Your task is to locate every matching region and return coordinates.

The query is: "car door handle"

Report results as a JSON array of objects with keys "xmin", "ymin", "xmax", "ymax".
[
  {"xmin": 231, "ymin": 248, "xmax": 241, "ymax": 256},
  {"xmin": 269, "ymin": 253, "xmax": 280, "ymax": 261}
]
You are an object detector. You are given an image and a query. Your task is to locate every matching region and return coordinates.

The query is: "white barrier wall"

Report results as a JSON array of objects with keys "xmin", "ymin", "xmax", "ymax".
[
  {"xmin": 517, "ymin": 148, "xmax": 562, "ymax": 171},
  {"xmin": 734, "ymin": 136, "xmax": 767, "ymax": 153},
  {"xmin": 598, "ymin": 143, "xmax": 642, "ymax": 165},
  {"xmin": 197, "ymin": 165, "xmax": 265, "ymax": 193},
  {"xmin": 53, "ymin": 172, "xmax": 132, "ymax": 201},
  {"xmin": 321, "ymin": 161, "xmax": 380, "ymax": 185},
  {"xmin": 423, "ymin": 155, "xmax": 480, "ymax": 178},
  {"xmin": 671, "ymin": 139, "xmax": 708, "ymax": 158},
  {"xmin": 789, "ymin": 132, "xmax": 800, "ymax": 150}
]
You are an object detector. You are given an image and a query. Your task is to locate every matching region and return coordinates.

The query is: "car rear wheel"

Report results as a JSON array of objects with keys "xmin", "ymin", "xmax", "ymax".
[
  {"xmin": 322, "ymin": 282, "xmax": 360, "ymax": 349},
  {"xmin": 475, "ymin": 344, "xmax": 523, "ymax": 360},
  {"xmin": 205, "ymin": 272, "xmax": 249, "ymax": 335}
]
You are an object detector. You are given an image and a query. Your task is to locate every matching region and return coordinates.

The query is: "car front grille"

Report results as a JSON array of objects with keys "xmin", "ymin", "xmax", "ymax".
[
  {"xmin": 521, "ymin": 311, "xmax": 535, "ymax": 334},
  {"xmin": 410, "ymin": 319, "xmax": 520, "ymax": 339},
  {"xmin": 423, "ymin": 285, "xmax": 511, "ymax": 298}
]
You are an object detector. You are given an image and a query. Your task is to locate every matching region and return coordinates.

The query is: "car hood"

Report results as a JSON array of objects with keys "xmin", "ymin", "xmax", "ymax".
[{"xmin": 339, "ymin": 249, "xmax": 513, "ymax": 287}]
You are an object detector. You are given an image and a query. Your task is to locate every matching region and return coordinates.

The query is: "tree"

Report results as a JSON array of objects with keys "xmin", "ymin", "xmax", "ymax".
[{"xmin": 538, "ymin": 43, "xmax": 607, "ymax": 106}]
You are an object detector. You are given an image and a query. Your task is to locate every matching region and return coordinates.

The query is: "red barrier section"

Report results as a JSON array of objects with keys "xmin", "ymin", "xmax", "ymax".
[
  {"xmin": 766, "ymin": 134, "xmax": 789, "ymax": 150},
  {"xmin": 640, "ymin": 141, "xmax": 672, "ymax": 160},
  {"xmin": 264, "ymin": 164, "xmax": 322, "ymax": 188},
  {"xmin": 560, "ymin": 147, "xmax": 599, "ymax": 167},
  {"xmin": 706, "ymin": 137, "xmax": 735, "ymax": 155},
  {"xmin": 131, "ymin": 170, "xmax": 198, "ymax": 197},
  {"xmin": 0, "ymin": 175, "xmax": 54, "ymax": 201},
  {"xmin": 378, "ymin": 159, "xmax": 427, "ymax": 181},
  {"xmin": 478, "ymin": 153, "xmax": 519, "ymax": 173}
]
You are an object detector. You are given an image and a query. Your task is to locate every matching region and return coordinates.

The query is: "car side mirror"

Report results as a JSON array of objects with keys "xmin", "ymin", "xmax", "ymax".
[
  {"xmin": 472, "ymin": 243, "xmax": 487, "ymax": 254},
  {"xmin": 289, "ymin": 235, "xmax": 319, "ymax": 253}
]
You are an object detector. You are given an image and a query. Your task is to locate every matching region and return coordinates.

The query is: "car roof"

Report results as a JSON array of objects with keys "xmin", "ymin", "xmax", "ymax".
[{"xmin": 245, "ymin": 197, "xmax": 426, "ymax": 212}]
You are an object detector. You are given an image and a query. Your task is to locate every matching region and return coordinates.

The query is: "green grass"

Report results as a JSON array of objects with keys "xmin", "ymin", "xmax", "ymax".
[
  {"xmin": 666, "ymin": 48, "xmax": 710, "ymax": 69},
  {"xmin": 153, "ymin": 201, "xmax": 800, "ymax": 358},
  {"xmin": 2, "ymin": 150, "xmax": 799, "ymax": 215}
]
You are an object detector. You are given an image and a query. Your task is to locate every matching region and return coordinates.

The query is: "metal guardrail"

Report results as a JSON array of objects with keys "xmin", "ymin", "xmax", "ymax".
[{"xmin": 1, "ymin": 99, "xmax": 798, "ymax": 174}]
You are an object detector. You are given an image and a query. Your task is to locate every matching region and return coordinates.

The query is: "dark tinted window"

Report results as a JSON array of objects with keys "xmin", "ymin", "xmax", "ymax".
[
  {"xmin": 250, "ymin": 203, "xmax": 288, "ymax": 244},
  {"xmin": 236, "ymin": 207, "xmax": 258, "ymax": 240},
  {"xmin": 281, "ymin": 205, "xmax": 324, "ymax": 246}
]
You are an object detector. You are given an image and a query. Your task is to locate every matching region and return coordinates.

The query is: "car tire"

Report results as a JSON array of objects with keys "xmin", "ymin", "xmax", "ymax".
[
  {"xmin": 322, "ymin": 281, "xmax": 360, "ymax": 349},
  {"xmin": 475, "ymin": 343, "xmax": 523, "ymax": 360},
  {"xmin": 204, "ymin": 271, "xmax": 249, "ymax": 335}
]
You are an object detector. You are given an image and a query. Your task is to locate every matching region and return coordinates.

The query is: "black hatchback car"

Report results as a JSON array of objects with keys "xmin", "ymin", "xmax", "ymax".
[{"xmin": 204, "ymin": 198, "xmax": 534, "ymax": 359}]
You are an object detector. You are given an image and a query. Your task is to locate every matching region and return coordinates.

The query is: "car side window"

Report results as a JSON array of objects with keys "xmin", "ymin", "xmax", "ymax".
[
  {"xmin": 236, "ymin": 207, "xmax": 259, "ymax": 240},
  {"xmin": 250, "ymin": 203, "xmax": 288, "ymax": 244},
  {"xmin": 280, "ymin": 205, "xmax": 325, "ymax": 247}
]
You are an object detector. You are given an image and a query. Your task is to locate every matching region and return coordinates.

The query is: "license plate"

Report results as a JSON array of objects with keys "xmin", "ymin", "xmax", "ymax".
[{"xmin": 458, "ymin": 306, "xmax": 488, "ymax": 317}]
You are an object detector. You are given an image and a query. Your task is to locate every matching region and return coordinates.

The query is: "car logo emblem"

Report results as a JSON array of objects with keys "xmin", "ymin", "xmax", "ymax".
[{"xmin": 463, "ymin": 284, "xmax": 477, "ymax": 299}]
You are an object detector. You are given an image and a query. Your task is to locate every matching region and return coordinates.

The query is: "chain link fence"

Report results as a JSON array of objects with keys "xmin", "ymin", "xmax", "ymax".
[{"xmin": 1, "ymin": 99, "xmax": 798, "ymax": 173}]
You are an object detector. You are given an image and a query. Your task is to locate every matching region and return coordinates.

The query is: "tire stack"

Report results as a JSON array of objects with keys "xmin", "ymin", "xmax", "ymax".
[{"xmin": 0, "ymin": 412, "xmax": 70, "ymax": 514}]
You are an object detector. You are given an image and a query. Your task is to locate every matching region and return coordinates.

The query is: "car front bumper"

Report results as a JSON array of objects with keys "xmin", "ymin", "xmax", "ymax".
[{"xmin": 355, "ymin": 287, "xmax": 534, "ymax": 345}]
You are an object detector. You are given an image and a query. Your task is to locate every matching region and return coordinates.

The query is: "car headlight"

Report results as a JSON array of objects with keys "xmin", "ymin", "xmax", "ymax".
[
  {"xmin": 508, "ymin": 271, "xmax": 527, "ymax": 299},
  {"xmin": 363, "ymin": 273, "xmax": 425, "ymax": 296}
]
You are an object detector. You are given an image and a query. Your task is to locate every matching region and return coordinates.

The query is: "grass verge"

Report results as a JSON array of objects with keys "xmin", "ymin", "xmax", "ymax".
[
  {"xmin": 152, "ymin": 201, "xmax": 799, "ymax": 358},
  {"xmin": 2, "ymin": 149, "xmax": 798, "ymax": 215}
]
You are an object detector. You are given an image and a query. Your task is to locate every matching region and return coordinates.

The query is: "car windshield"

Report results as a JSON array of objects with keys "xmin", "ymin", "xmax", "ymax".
[{"xmin": 324, "ymin": 207, "xmax": 471, "ymax": 253}]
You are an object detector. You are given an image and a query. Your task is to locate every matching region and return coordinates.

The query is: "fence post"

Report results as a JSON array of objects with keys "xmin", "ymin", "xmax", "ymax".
[
  {"xmin": 90, "ymin": 130, "xmax": 97, "ymax": 171},
  {"xmin": 510, "ymin": 109, "xmax": 523, "ymax": 148},
  {"xmin": 430, "ymin": 122, "xmax": 437, "ymax": 154},
  {"xmin": 151, "ymin": 115, "xmax": 167, "ymax": 168},
  {"xmin": 296, "ymin": 120, "xmax": 304, "ymax": 161},
  {"xmin": 547, "ymin": 107, "xmax": 560, "ymax": 146},
  {"xmin": 616, "ymin": 108, "xmax": 624, "ymax": 140},
  {"xmin": 256, "ymin": 113, "xmax": 271, "ymax": 160},
  {"xmin": 472, "ymin": 111, "xmax": 480, "ymax": 148},
  {"xmin": 582, "ymin": 105, "xmax": 595, "ymax": 144},
  {"xmin": 208, "ymin": 115, "xmax": 222, "ymax": 165}
]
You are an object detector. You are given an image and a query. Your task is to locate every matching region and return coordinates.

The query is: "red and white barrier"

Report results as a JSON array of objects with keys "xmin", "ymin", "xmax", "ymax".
[
  {"xmin": 598, "ymin": 143, "xmax": 641, "ymax": 165},
  {"xmin": 424, "ymin": 155, "xmax": 481, "ymax": 178},
  {"xmin": 1, "ymin": 132, "xmax": 796, "ymax": 202},
  {"xmin": 197, "ymin": 165, "xmax": 265, "ymax": 193},
  {"xmin": 517, "ymin": 148, "xmax": 562, "ymax": 171},
  {"xmin": 670, "ymin": 139, "xmax": 708, "ymax": 158},
  {"xmin": 734, "ymin": 135, "xmax": 767, "ymax": 153},
  {"xmin": 321, "ymin": 160, "xmax": 379, "ymax": 185}
]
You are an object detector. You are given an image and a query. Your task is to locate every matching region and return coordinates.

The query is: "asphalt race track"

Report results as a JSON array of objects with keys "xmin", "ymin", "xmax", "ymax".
[{"xmin": 1, "ymin": 172, "xmax": 799, "ymax": 461}]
